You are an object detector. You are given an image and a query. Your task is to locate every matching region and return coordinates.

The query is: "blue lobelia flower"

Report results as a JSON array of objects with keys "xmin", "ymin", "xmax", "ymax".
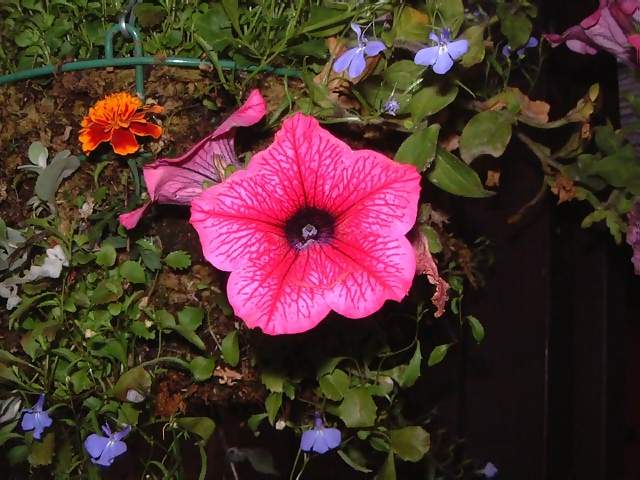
[
  {"xmin": 502, "ymin": 36, "xmax": 539, "ymax": 58},
  {"xmin": 382, "ymin": 96, "xmax": 401, "ymax": 116},
  {"xmin": 333, "ymin": 23, "xmax": 386, "ymax": 79},
  {"xmin": 414, "ymin": 29, "xmax": 469, "ymax": 75},
  {"xmin": 84, "ymin": 423, "xmax": 131, "ymax": 467},
  {"xmin": 300, "ymin": 414, "xmax": 341, "ymax": 454},
  {"xmin": 20, "ymin": 394, "xmax": 52, "ymax": 440}
]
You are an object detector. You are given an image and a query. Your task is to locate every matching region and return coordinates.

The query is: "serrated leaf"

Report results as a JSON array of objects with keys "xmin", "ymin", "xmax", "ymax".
[
  {"xmin": 427, "ymin": 344, "xmax": 452, "ymax": 367},
  {"xmin": 389, "ymin": 426, "xmax": 430, "ymax": 462},
  {"xmin": 395, "ymin": 125, "xmax": 440, "ymax": 172},
  {"xmin": 338, "ymin": 388, "xmax": 377, "ymax": 428},
  {"xmin": 221, "ymin": 331, "xmax": 240, "ymax": 367},
  {"xmin": 119, "ymin": 261, "xmax": 146, "ymax": 284},
  {"xmin": 460, "ymin": 111, "xmax": 514, "ymax": 163},
  {"xmin": 165, "ymin": 251, "xmax": 192, "ymax": 270},
  {"xmin": 427, "ymin": 148, "xmax": 495, "ymax": 198},
  {"xmin": 189, "ymin": 356, "xmax": 216, "ymax": 382}
]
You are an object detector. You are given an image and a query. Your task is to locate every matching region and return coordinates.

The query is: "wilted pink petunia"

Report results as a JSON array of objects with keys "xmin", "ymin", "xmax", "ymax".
[
  {"xmin": 119, "ymin": 90, "xmax": 267, "ymax": 229},
  {"xmin": 190, "ymin": 113, "xmax": 421, "ymax": 335},
  {"xmin": 544, "ymin": 0, "xmax": 640, "ymax": 66}
]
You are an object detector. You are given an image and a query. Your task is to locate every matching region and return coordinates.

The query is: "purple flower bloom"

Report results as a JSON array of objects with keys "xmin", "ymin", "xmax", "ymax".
[
  {"xmin": 414, "ymin": 29, "xmax": 469, "ymax": 74},
  {"xmin": 627, "ymin": 201, "xmax": 640, "ymax": 274},
  {"xmin": 84, "ymin": 423, "xmax": 130, "ymax": 467},
  {"xmin": 300, "ymin": 415, "xmax": 341, "ymax": 454},
  {"xmin": 333, "ymin": 23, "xmax": 386, "ymax": 79},
  {"xmin": 383, "ymin": 96, "xmax": 400, "ymax": 116},
  {"xmin": 502, "ymin": 36, "xmax": 539, "ymax": 58},
  {"xmin": 20, "ymin": 394, "xmax": 52, "ymax": 440},
  {"xmin": 479, "ymin": 462, "xmax": 498, "ymax": 478}
]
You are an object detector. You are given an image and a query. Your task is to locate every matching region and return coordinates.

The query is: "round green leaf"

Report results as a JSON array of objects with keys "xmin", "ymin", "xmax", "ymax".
[
  {"xmin": 95, "ymin": 244, "xmax": 117, "ymax": 267},
  {"xmin": 189, "ymin": 356, "xmax": 216, "ymax": 382},
  {"xmin": 119, "ymin": 260, "xmax": 146, "ymax": 284},
  {"xmin": 389, "ymin": 426, "xmax": 430, "ymax": 462},
  {"xmin": 460, "ymin": 111, "xmax": 514, "ymax": 163},
  {"xmin": 338, "ymin": 388, "xmax": 377, "ymax": 428},
  {"xmin": 410, "ymin": 85, "xmax": 458, "ymax": 123}
]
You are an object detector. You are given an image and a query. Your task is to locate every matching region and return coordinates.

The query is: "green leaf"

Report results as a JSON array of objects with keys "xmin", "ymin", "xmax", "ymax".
[
  {"xmin": 265, "ymin": 392, "xmax": 282, "ymax": 425},
  {"xmin": 319, "ymin": 369, "xmax": 350, "ymax": 401},
  {"xmin": 91, "ymin": 278, "xmax": 123, "ymax": 305},
  {"xmin": 410, "ymin": 85, "xmax": 458, "ymax": 123},
  {"xmin": 164, "ymin": 251, "xmax": 192, "ymax": 270},
  {"xmin": 134, "ymin": 3, "xmax": 166, "ymax": 27},
  {"xmin": 172, "ymin": 325, "xmax": 206, "ymax": 350},
  {"xmin": 395, "ymin": 125, "xmax": 440, "ymax": 172},
  {"xmin": 28, "ymin": 432, "xmax": 55, "ymax": 466},
  {"xmin": 389, "ymin": 426, "xmax": 430, "ymax": 462},
  {"xmin": 35, "ymin": 151, "xmax": 80, "ymax": 202},
  {"xmin": 192, "ymin": 4, "xmax": 232, "ymax": 50},
  {"xmin": 337, "ymin": 449, "xmax": 373, "ymax": 473},
  {"xmin": 429, "ymin": 0, "xmax": 464, "ymax": 36},
  {"xmin": 221, "ymin": 0, "xmax": 240, "ymax": 33},
  {"xmin": 119, "ymin": 261, "xmax": 146, "ymax": 284},
  {"xmin": 401, "ymin": 342, "xmax": 422, "ymax": 388},
  {"xmin": 177, "ymin": 417, "xmax": 216, "ymax": 443},
  {"xmin": 189, "ymin": 356, "xmax": 216, "ymax": 382},
  {"xmin": 498, "ymin": 8, "xmax": 532, "ymax": 49},
  {"xmin": 177, "ymin": 306, "xmax": 204, "ymax": 330},
  {"xmin": 70, "ymin": 369, "xmax": 91, "ymax": 394},
  {"xmin": 460, "ymin": 111, "xmax": 514, "ymax": 163},
  {"xmin": 461, "ymin": 25, "xmax": 486, "ymax": 67},
  {"xmin": 427, "ymin": 344, "xmax": 452, "ymax": 367},
  {"xmin": 248, "ymin": 413, "xmax": 268, "ymax": 432},
  {"xmin": 95, "ymin": 244, "xmax": 117, "ymax": 267},
  {"xmin": 261, "ymin": 370, "xmax": 286, "ymax": 393},
  {"xmin": 112, "ymin": 366, "xmax": 152, "ymax": 401},
  {"xmin": 467, "ymin": 315, "xmax": 485, "ymax": 343},
  {"xmin": 375, "ymin": 451, "xmax": 396, "ymax": 480},
  {"xmin": 338, "ymin": 388, "xmax": 377, "ymax": 428},
  {"xmin": 221, "ymin": 331, "xmax": 240, "ymax": 367},
  {"xmin": 97, "ymin": 339, "xmax": 127, "ymax": 365},
  {"xmin": 28, "ymin": 141, "xmax": 48, "ymax": 166},
  {"xmin": 390, "ymin": 6, "xmax": 430, "ymax": 42},
  {"xmin": 383, "ymin": 60, "xmax": 425, "ymax": 90},
  {"xmin": 427, "ymin": 148, "xmax": 495, "ymax": 198}
]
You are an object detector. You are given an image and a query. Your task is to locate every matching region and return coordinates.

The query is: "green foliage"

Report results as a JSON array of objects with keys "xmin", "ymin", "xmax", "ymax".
[{"xmin": 427, "ymin": 148, "xmax": 495, "ymax": 198}]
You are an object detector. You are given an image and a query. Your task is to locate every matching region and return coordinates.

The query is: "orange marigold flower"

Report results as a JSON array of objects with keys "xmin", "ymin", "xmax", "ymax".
[{"xmin": 79, "ymin": 92, "xmax": 163, "ymax": 156}]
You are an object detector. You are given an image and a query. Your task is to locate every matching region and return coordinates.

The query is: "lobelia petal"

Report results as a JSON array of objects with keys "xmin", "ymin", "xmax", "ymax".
[
  {"xmin": 350, "ymin": 22, "xmax": 363, "ymax": 41},
  {"xmin": 446, "ymin": 39, "xmax": 469, "ymax": 60},
  {"xmin": 311, "ymin": 433, "xmax": 331, "ymax": 454},
  {"xmin": 100, "ymin": 439, "xmax": 127, "ymax": 463},
  {"xmin": 364, "ymin": 40, "xmax": 386, "ymax": 57},
  {"xmin": 432, "ymin": 51, "xmax": 454, "ymax": 74},
  {"xmin": 414, "ymin": 46, "xmax": 440, "ymax": 66},
  {"xmin": 120, "ymin": 90, "xmax": 266, "ymax": 229},
  {"xmin": 21, "ymin": 411, "xmax": 36, "ymax": 432},
  {"xmin": 322, "ymin": 428, "xmax": 341, "ymax": 449},
  {"xmin": 113, "ymin": 425, "xmax": 131, "ymax": 441},
  {"xmin": 300, "ymin": 429, "xmax": 319, "ymax": 451},
  {"xmin": 84, "ymin": 433, "xmax": 109, "ymax": 459},
  {"xmin": 111, "ymin": 128, "xmax": 140, "ymax": 155},
  {"xmin": 333, "ymin": 47, "xmax": 360, "ymax": 73},
  {"xmin": 347, "ymin": 52, "xmax": 367, "ymax": 78}
]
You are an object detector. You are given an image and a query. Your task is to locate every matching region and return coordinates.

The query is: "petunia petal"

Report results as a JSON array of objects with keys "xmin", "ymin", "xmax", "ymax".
[
  {"xmin": 333, "ymin": 149, "xmax": 420, "ymax": 237},
  {"xmin": 333, "ymin": 47, "xmax": 360, "ymax": 73},
  {"xmin": 347, "ymin": 52, "xmax": 367, "ymax": 79},
  {"xmin": 225, "ymin": 244, "xmax": 333, "ymax": 335},
  {"xmin": 84, "ymin": 434, "xmax": 109, "ymax": 459},
  {"xmin": 364, "ymin": 40, "xmax": 386, "ymax": 57},
  {"xmin": 119, "ymin": 202, "xmax": 151, "ymax": 230},
  {"xmin": 432, "ymin": 51, "xmax": 454, "ymax": 74},
  {"xmin": 325, "ymin": 233, "xmax": 416, "ymax": 319},
  {"xmin": 414, "ymin": 46, "xmax": 440, "ymax": 66},
  {"xmin": 120, "ymin": 90, "xmax": 266, "ymax": 229},
  {"xmin": 111, "ymin": 128, "xmax": 140, "ymax": 155},
  {"xmin": 129, "ymin": 121, "xmax": 162, "ymax": 139},
  {"xmin": 446, "ymin": 39, "xmax": 469, "ymax": 60}
]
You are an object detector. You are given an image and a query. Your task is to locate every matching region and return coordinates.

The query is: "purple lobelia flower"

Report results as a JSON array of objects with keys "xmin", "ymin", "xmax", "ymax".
[
  {"xmin": 502, "ymin": 36, "xmax": 539, "ymax": 58},
  {"xmin": 300, "ymin": 414, "xmax": 341, "ymax": 454},
  {"xmin": 333, "ymin": 23, "xmax": 386, "ymax": 79},
  {"xmin": 84, "ymin": 423, "xmax": 131, "ymax": 466},
  {"xmin": 414, "ymin": 29, "xmax": 469, "ymax": 74},
  {"xmin": 626, "ymin": 201, "xmax": 640, "ymax": 274},
  {"xmin": 382, "ymin": 96, "xmax": 401, "ymax": 116},
  {"xmin": 21, "ymin": 394, "xmax": 52, "ymax": 440}
]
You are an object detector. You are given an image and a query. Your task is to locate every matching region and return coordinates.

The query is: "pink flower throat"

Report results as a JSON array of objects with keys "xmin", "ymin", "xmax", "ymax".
[{"xmin": 284, "ymin": 207, "xmax": 335, "ymax": 250}]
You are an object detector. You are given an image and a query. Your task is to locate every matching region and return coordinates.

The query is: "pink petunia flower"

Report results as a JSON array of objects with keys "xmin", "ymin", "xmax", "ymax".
[
  {"xmin": 544, "ymin": 0, "xmax": 640, "ymax": 66},
  {"xmin": 119, "ymin": 90, "xmax": 267, "ymax": 229},
  {"xmin": 190, "ymin": 113, "xmax": 421, "ymax": 335}
]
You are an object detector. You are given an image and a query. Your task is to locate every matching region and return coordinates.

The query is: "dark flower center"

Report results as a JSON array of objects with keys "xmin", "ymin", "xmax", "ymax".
[{"xmin": 284, "ymin": 207, "xmax": 335, "ymax": 250}]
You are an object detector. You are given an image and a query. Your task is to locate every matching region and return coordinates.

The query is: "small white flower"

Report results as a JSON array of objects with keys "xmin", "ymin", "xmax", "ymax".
[
  {"xmin": 275, "ymin": 419, "xmax": 286, "ymax": 430},
  {"xmin": 0, "ymin": 283, "xmax": 20, "ymax": 310},
  {"xmin": 126, "ymin": 389, "xmax": 146, "ymax": 403},
  {"xmin": 22, "ymin": 244, "xmax": 69, "ymax": 282},
  {"xmin": 79, "ymin": 199, "xmax": 95, "ymax": 219},
  {"xmin": 84, "ymin": 329, "xmax": 96, "ymax": 339}
]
